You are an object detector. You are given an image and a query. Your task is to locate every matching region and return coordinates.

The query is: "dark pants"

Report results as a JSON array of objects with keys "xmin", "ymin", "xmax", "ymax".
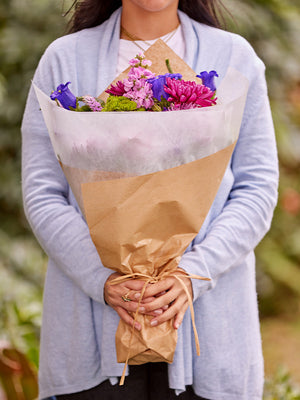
[{"xmin": 55, "ymin": 362, "xmax": 208, "ymax": 400}]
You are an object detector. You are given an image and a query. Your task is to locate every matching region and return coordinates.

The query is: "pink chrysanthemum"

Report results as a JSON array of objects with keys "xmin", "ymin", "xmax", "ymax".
[
  {"xmin": 105, "ymin": 81, "xmax": 126, "ymax": 96},
  {"xmin": 164, "ymin": 78, "xmax": 217, "ymax": 108},
  {"xmin": 82, "ymin": 96, "xmax": 102, "ymax": 112}
]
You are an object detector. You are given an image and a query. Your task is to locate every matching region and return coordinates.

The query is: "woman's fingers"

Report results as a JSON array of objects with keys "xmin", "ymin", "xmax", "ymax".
[
  {"xmin": 173, "ymin": 307, "xmax": 186, "ymax": 330},
  {"xmin": 104, "ymin": 271, "xmax": 192, "ymax": 330},
  {"xmin": 136, "ymin": 277, "xmax": 189, "ymax": 300},
  {"xmin": 115, "ymin": 306, "xmax": 141, "ymax": 331},
  {"xmin": 140, "ymin": 296, "xmax": 156, "ymax": 304},
  {"xmin": 150, "ymin": 297, "xmax": 188, "ymax": 329},
  {"xmin": 141, "ymin": 290, "xmax": 175, "ymax": 312},
  {"xmin": 136, "ymin": 280, "xmax": 171, "ymax": 299},
  {"xmin": 104, "ymin": 273, "xmax": 165, "ymax": 320},
  {"xmin": 125, "ymin": 279, "xmax": 149, "ymax": 292},
  {"xmin": 139, "ymin": 272, "xmax": 193, "ymax": 329},
  {"xmin": 138, "ymin": 296, "xmax": 166, "ymax": 316},
  {"xmin": 104, "ymin": 273, "xmax": 144, "ymax": 304}
]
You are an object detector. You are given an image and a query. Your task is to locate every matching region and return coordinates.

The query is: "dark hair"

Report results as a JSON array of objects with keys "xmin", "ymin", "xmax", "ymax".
[{"xmin": 67, "ymin": 0, "xmax": 227, "ymax": 34}]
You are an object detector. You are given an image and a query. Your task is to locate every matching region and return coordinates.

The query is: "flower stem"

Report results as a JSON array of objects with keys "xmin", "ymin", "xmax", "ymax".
[{"xmin": 165, "ymin": 59, "xmax": 174, "ymax": 74}]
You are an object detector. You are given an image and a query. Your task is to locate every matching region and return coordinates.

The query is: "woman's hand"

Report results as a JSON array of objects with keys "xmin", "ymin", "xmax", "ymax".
[
  {"xmin": 134, "ymin": 269, "xmax": 193, "ymax": 330},
  {"xmin": 104, "ymin": 272, "xmax": 166, "ymax": 331}
]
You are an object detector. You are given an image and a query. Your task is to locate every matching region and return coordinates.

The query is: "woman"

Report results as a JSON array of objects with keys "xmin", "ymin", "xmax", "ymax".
[{"xmin": 21, "ymin": 0, "xmax": 279, "ymax": 399}]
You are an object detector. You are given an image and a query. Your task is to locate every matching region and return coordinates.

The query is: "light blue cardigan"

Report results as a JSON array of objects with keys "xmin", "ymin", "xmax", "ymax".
[{"xmin": 22, "ymin": 8, "xmax": 278, "ymax": 400}]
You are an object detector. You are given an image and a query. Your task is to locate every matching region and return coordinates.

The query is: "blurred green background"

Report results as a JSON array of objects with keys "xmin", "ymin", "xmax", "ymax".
[{"xmin": 0, "ymin": 0, "xmax": 299, "ymax": 398}]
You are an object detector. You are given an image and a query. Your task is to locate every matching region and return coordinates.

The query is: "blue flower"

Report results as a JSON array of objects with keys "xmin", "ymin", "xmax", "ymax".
[
  {"xmin": 148, "ymin": 73, "xmax": 182, "ymax": 101},
  {"xmin": 196, "ymin": 71, "xmax": 219, "ymax": 92},
  {"xmin": 50, "ymin": 82, "xmax": 77, "ymax": 110}
]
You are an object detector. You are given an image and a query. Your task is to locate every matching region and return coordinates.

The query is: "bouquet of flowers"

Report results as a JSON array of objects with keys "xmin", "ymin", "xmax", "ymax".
[
  {"xmin": 50, "ymin": 52, "xmax": 218, "ymax": 113},
  {"xmin": 34, "ymin": 40, "xmax": 249, "ymax": 383}
]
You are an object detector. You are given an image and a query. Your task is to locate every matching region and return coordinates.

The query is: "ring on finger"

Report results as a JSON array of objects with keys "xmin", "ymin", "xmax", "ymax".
[{"xmin": 121, "ymin": 291, "xmax": 132, "ymax": 302}]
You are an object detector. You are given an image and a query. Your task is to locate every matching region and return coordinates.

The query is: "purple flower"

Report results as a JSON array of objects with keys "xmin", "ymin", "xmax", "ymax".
[
  {"xmin": 50, "ymin": 82, "xmax": 76, "ymax": 110},
  {"xmin": 147, "ymin": 73, "xmax": 182, "ymax": 101},
  {"xmin": 196, "ymin": 71, "xmax": 219, "ymax": 92}
]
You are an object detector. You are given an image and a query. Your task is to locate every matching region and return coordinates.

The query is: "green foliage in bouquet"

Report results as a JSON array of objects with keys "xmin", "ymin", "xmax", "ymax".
[{"xmin": 101, "ymin": 95, "xmax": 143, "ymax": 112}]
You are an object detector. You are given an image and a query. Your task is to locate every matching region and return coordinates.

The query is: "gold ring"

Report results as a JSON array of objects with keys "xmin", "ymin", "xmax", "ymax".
[{"xmin": 121, "ymin": 291, "xmax": 132, "ymax": 302}]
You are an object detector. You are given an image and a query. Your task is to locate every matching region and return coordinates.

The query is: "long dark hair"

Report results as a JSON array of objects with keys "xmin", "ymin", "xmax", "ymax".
[{"xmin": 67, "ymin": 0, "xmax": 227, "ymax": 34}]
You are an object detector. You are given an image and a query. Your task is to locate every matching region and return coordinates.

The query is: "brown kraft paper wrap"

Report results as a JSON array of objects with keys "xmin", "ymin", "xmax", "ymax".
[{"xmin": 81, "ymin": 142, "xmax": 236, "ymax": 369}]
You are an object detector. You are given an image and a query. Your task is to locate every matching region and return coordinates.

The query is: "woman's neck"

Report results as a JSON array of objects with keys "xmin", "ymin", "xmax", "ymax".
[{"xmin": 121, "ymin": 1, "xmax": 180, "ymax": 40}]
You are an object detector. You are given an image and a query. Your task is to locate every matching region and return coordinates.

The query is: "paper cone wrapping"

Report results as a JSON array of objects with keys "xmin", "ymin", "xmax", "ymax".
[
  {"xmin": 82, "ymin": 143, "xmax": 235, "ymax": 364},
  {"xmin": 33, "ymin": 40, "xmax": 249, "ymax": 366}
]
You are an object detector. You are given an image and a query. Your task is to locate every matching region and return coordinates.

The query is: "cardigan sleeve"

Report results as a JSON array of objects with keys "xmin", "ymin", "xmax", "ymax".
[
  {"xmin": 179, "ymin": 41, "xmax": 279, "ymax": 300},
  {"xmin": 21, "ymin": 41, "xmax": 112, "ymax": 304}
]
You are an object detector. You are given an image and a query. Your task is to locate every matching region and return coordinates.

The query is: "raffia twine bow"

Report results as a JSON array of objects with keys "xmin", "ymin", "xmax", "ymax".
[{"xmin": 108, "ymin": 268, "xmax": 210, "ymax": 385}]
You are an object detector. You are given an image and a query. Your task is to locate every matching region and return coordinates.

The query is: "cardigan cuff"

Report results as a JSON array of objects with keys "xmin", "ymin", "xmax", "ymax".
[{"xmin": 178, "ymin": 252, "xmax": 215, "ymax": 300}]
